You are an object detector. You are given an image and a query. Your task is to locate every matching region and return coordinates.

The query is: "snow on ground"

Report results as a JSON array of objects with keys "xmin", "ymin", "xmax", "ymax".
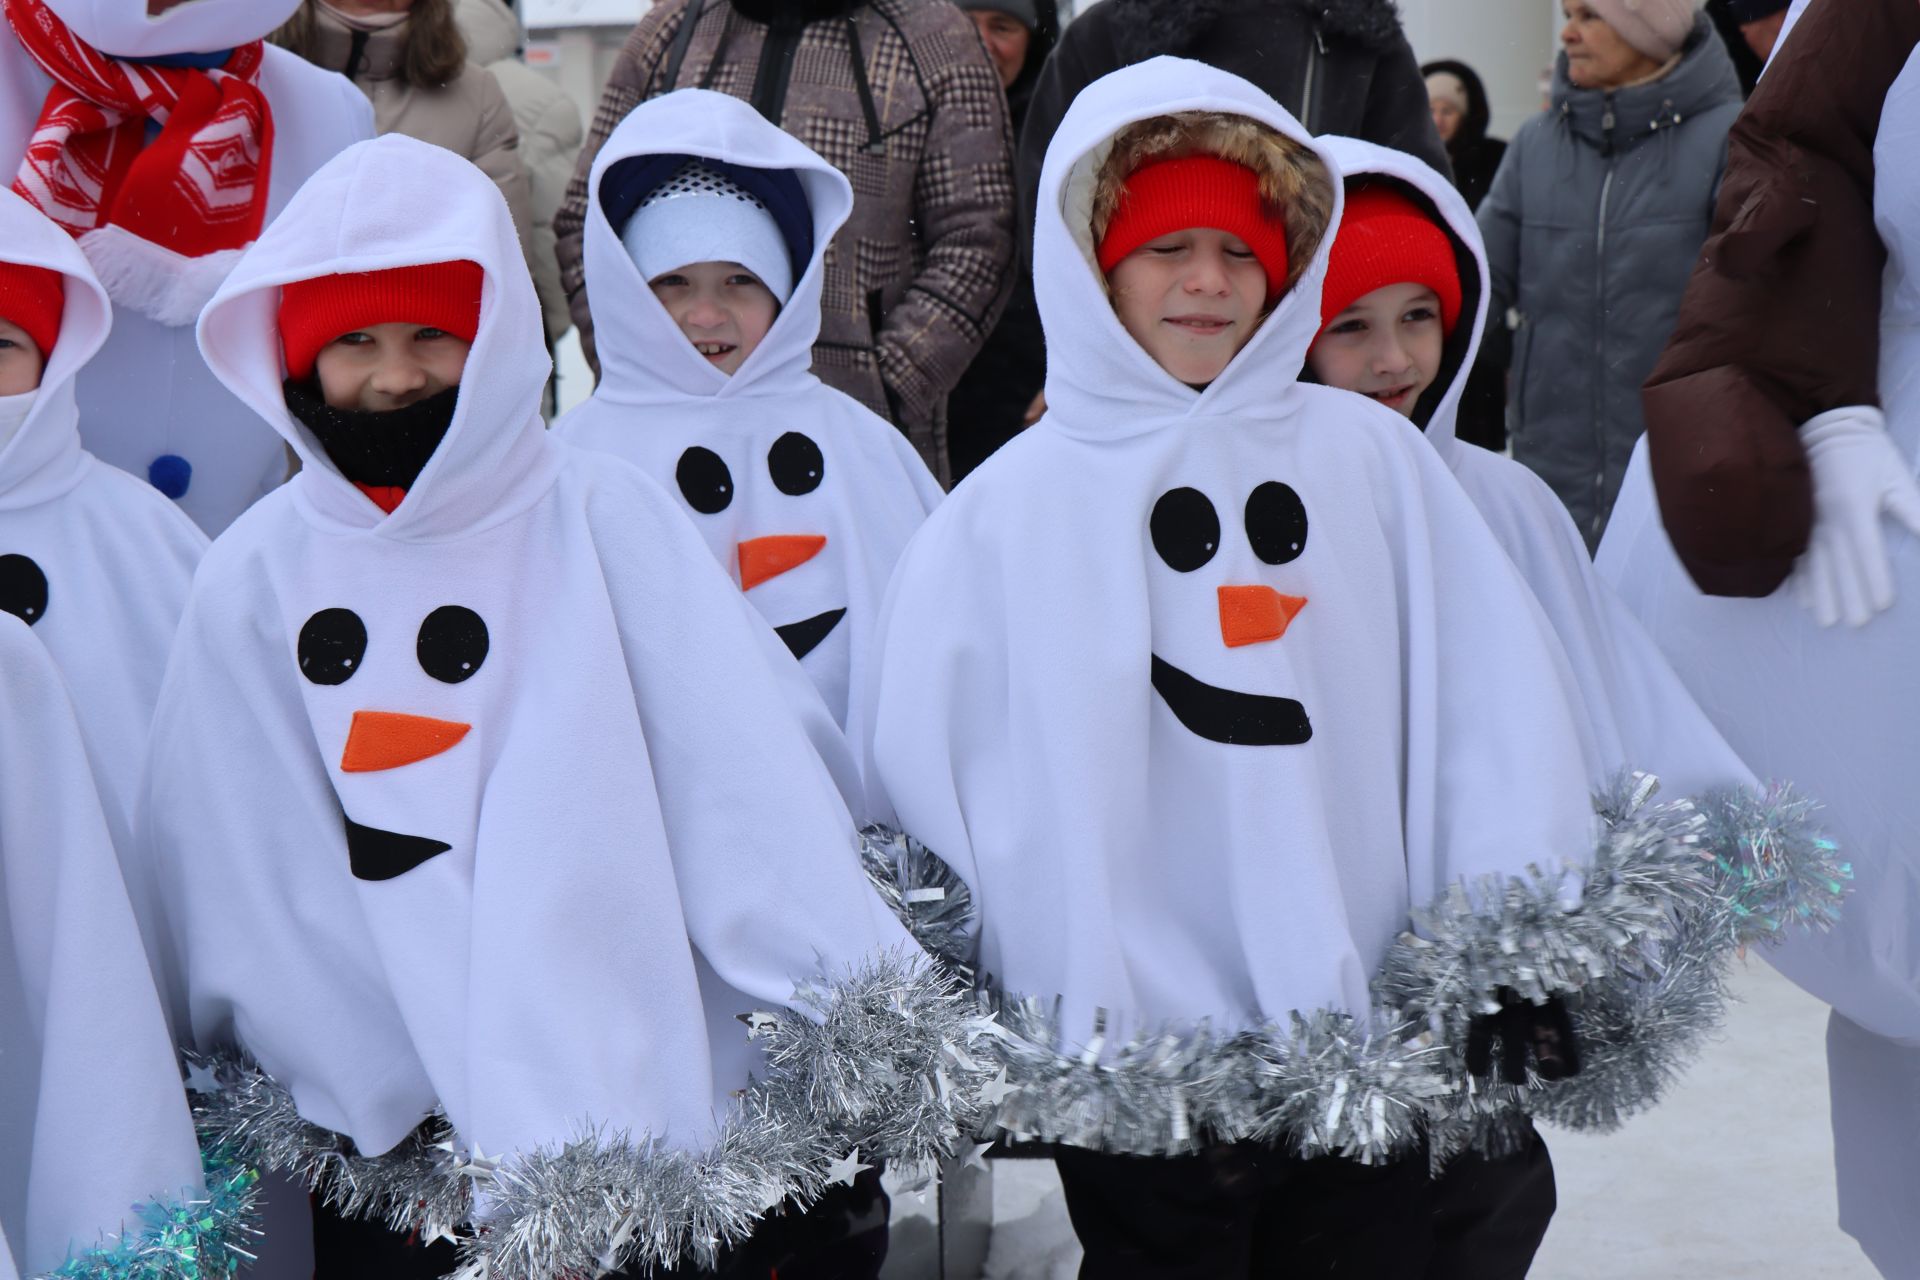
[{"xmin": 976, "ymin": 960, "xmax": 1879, "ymax": 1280}]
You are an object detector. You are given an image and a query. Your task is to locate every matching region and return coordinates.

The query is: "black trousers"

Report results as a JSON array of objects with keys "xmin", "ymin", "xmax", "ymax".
[
  {"xmin": 310, "ymin": 1168, "xmax": 889, "ymax": 1279},
  {"xmin": 1424, "ymin": 1124, "xmax": 1556, "ymax": 1280},
  {"xmin": 1054, "ymin": 1143, "xmax": 1437, "ymax": 1279}
]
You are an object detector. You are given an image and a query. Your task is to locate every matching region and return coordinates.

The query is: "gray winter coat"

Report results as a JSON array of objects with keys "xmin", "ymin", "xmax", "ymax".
[{"xmin": 1478, "ymin": 15, "xmax": 1741, "ymax": 548}]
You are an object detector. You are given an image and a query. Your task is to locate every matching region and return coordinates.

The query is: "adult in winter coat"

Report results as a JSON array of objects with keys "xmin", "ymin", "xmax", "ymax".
[
  {"xmin": 1597, "ymin": 1, "xmax": 1920, "ymax": 1271},
  {"xmin": 556, "ymin": 0, "xmax": 1017, "ymax": 486},
  {"xmin": 1477, "ymin": 0, "xmax": 1741, "ymax": 549},
  {"xmin": 0, "ymin": 0, "xmax": 373, "ymax": 536},
  {"xmin": 1014, "ymin": 0, "xmax": 1449, "ymax": 255},
  {"xmin": 456, "ymin": 0, "xmax": 583, "ymax": 346},
  {"xmin": 272, "ymin": 0, "xmax": 533, "ymax": 249},
  {"xmin": 946, "ymin": 0, "xmax": 1057, "ymax": 481},
  {"xmin": 0, "ymin": 615, "xmax": 224, "ymax": 1280}
]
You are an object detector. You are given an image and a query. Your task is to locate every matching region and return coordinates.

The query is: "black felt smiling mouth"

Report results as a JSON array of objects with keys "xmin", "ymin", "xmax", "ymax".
[
  {"xmin": 344, "ymin": 813, "xmax": 451, "ymax": 881},
  {"xmin": 1151, "ymin": 654, "xmax": 1313, "ymax": 746},
  {"xmin": 775, "ymin": 607, "xmax": 846, "ymax": 659}
]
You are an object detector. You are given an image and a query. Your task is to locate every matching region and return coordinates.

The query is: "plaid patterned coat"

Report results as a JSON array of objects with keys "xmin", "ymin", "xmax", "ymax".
[{"xmin": 556, "ymin": 0, "xmax": 1017, "ymax": 484}]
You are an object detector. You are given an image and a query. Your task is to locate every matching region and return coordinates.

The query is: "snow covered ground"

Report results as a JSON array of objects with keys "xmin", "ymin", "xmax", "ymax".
[{"xmin": 966, "ymin": 960, "xmax": 1879, "ymax": 1280}]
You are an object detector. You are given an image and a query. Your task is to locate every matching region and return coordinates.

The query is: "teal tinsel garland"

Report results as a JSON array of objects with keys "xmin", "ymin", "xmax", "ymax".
[{"xmin": 38, "ymin": 1151, "xmax": 260, "ymax": 1280}]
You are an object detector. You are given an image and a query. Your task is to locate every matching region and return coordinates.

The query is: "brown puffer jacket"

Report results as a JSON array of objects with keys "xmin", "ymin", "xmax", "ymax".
[
  {"xmin": 288, "ymin": 4, "xmax": 533, "ymax": 251},
  {"xmin": 555, "ymin": 0, "xmax": 1017, "ymax": 484},
  {"xmin": 1642, "ymin": 0, "xmax": 1920, "ymax": 596}
]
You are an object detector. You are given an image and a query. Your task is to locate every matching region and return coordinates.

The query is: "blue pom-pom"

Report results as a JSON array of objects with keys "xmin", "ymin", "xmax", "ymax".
[{"xmin": 148, "ymin": 453, "xmax": 192, "ymax": 499}]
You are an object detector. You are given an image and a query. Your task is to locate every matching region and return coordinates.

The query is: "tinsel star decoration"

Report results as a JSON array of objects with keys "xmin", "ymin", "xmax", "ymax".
[{"xmin": 824, "ymin": 1149, "xmax": 872, "ymax": 1187}]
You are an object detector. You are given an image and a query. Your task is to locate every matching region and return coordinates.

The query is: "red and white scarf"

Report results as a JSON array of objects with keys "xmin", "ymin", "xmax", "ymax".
[{"xmin": 4, "ymin": 0, "xmax": 274, "ymax": 324}]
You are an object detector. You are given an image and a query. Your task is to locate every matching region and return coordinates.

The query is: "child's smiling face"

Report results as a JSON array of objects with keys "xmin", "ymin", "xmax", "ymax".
[
  {"xmin": 650, "ymin": 261, "xmax": 780, "ymax": 377},
  {"xmin": 315, "ymin": 322, "xmax": 470, "ymax": 412},
  {"xmin": 1106, "ymin": 228, "xmax": 1269, "ymax": 388},
  {"xmin": 1307, "ymin": 282, "xmax": 1444, "ymax": 418},
  {"xmin": 0, "ymin": 317, "xmax": 43, "ymax": 397}
]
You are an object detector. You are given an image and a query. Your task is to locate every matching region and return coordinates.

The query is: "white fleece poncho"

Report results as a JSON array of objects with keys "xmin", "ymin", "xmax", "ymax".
[
  {"xmin": 0, "ymin": 190, "xmax": 206, "ymax": 863},
  {"xmin": 145, "ymin": 135, "xmax": 947, "ymax": 1265},
  {"xmin": 1598, "ymin": 50, "xmax": 1920, "ymax": 1272},
  {"xmin": 0, "ymin": 614, "xmax": 208, "ymax": 1279},
  {"xmin": 555, "ymin": 90, "xmax": 943, "ymax": 783},
  {"xmin": 866, "ymin": 59, "xmax": 1612, "ymax": 1154},
  {"xmin": 0, "ymin": 0, "xmax": 374, "ymax": 535},
  {"xmin": 1314, "ymin": 137, "xmax": 1755, "ymax": 802}
]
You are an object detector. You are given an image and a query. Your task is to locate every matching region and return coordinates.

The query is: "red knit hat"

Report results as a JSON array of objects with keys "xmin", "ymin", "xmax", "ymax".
[
  {"xmin": 1096, "ymin": 155, "xmax": 1292, "ymax": 305},
  {"xmin": 278, "ymin": 261, "xmax": 485, "ymax": 380},
  {"xmin": 1318, "ymin": 186, "xmax": 1462, "ymax": 335},
  {"xmin": 0, "ymin": 263, "xmax": 66, "ymax": 360}
]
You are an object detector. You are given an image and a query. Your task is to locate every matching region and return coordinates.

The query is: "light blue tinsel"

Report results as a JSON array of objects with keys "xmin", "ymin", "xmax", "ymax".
[{"xmin": 38, "ymin": 1150, "xmax": 260, "ymax": 1280}]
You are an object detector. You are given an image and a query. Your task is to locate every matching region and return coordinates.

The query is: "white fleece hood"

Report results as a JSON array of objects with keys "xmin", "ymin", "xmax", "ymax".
[
  {"xmin": 1316, "ymin": 136, "xmax": 1755, "ymax": 802},
  {"xmin": 0, "ymin": 189, "xmax": 204, "ymax": 860},
  {"xmin": 40, "ymin": 0, "xmax": 300, "ymax": 57},
  {"xmin": 150, "ymin": 135, "xmax": 913, "ymax": 1165},
  {"xmin": 867, "ymin": 59, "xmax": 1601, "ymax": 1070},
  {"xmin": 555, "ymin": 89, "xmax": 942, "ymax": 774},
  {"xmin": 0, "ymin": 615, "xmax": 204, "ymax": 1277}
]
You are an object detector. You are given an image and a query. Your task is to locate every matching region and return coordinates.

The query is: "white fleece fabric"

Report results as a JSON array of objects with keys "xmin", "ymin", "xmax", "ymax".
[
  {"xmin": 0, "ymin": 614, "xmax": 204, "ymax": 1278},
  {"xmin": 1315, "ymin": 136, "xmax": 1755, "ymax": 802},
  {"xmin": 1597, "ymin": 50, "xmax": 1920, "ymax": 1275},
  {"xmin": 0, "ymin": 0, "xmax": 375, "ymax": 536},
  {"xmin": 0, "ymin": 190, "xmax": 206, "ymax": 873},
  {"xmin": 146, "ymin": 135, "xmax": 916, "ymax": 1166},
  {"xmin": 865, "ymin": 59, "xmax": 1601, "ymax": 1063},
  {"xmin": 555, "ymin": 90, "xmax": 943, "ymax": 791}
]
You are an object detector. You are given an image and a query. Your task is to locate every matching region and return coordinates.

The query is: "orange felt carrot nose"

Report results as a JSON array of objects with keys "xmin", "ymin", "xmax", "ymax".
[
  {"xmin": 1218, "ymin": 585, "xmax": 1307, "ymax": 648},
  {"xmin": 341, "ymin": 710, "xmax": 471, "ymax": 773},
  {"xmin": 738, "ymin": 534, "xmax": 827, "ymax": 591}
]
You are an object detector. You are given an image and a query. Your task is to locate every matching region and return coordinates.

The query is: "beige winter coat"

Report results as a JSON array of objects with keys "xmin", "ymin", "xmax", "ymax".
[
  {"xmin": 456, "ymin": 0, "xmax": 582, "ymax": 343},
  {"xmin": 299, "ymin": 5, "xmax": 532, "ymax": 252}
]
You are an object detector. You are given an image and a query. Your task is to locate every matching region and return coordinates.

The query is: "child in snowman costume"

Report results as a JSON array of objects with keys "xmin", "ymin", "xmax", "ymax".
[
  {"xmin": 1302, "ymin": 136, "xmax": 1838, "ymax": 1280},
  {"xmin": 861, "ymin": 57, "xmax": 1727, "ymax": 1277},
  {"xmin": 554, "ymin": 89, "xmax": 943, "ymax": 796},
  {"xmin": 0, "ymin": 612, "xmax": 244, "ymax": 1280},
  {"xmin": 144, "ymin": 135, "xmax": 979, "ymax": 1280},
  {"xmin": 0, "ymin": 189, "xmax": 205, "ymax": 907},
  {"xmin": 0, "ymin": 0, "xmax": 373, "ymax": 536}
]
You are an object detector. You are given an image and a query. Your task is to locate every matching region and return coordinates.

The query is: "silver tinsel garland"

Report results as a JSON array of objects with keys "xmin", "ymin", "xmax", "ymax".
[
  {"xmin": 35, "ymin": 1149, "xmax": 261, "ymax": 1280},
  {"xmin": 858, "ymin": 823, "xmax": 976, "ymax": 981},
  {"xmin": 189, "ymin": 951, "xmax": 992, "ymax": 1279}
]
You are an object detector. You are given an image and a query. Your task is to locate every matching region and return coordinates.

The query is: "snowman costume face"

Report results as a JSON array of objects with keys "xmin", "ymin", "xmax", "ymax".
[
  {"xmin": 0, "ymin": 0, "xmax": 375, "ymax": 536},
  {"xmin": 867, "ymin": 59, "xmax": 1602, "ymax": 1090},
  {"xmin": 148, "ymin": 135, "xmax": 915, "ymax": 1168},
  {"xmin": 0, "ymin": 614, "xmax": 207, "ymax": 1278},
  {"xmin": 554, "ymin": 90, "xmax": 943, "ymax": 771},
  {"xmin": 0, "ymin": 189, "xmax": 204, "ymax": 863},
  {"xmin": 1314, "ymin": 136, "xmax": 1757, "ymax": 803}
]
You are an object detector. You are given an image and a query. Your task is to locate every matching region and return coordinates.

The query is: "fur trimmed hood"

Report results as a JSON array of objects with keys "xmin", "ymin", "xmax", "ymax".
[{"xmin": 1109, "ymin": 0, "xmax": 1407, "ymax": 61}]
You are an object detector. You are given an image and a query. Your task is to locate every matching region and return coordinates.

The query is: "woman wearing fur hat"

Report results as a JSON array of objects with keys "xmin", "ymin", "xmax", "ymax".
[{"xmin": 1476, "ymin": 0, "xmax": 1741, "ymax": 549}]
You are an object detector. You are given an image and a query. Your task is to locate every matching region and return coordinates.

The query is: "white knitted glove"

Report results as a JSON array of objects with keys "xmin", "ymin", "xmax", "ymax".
[{"xmin": 1789, "ymin": 406, "xmax": 1920, "ymax": 626}]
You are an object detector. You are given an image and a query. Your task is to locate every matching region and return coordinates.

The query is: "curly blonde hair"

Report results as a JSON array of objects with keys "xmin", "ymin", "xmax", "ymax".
[{"xmin": 1091, "ymin": 112, "xmax": 1335, "ymax": 296}]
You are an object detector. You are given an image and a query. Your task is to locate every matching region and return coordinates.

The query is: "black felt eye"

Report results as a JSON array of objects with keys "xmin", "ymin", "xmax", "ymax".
[
  {"xmin": 676, "ymin": 446, "xmax": 734, "ymax": 514},
  {"xmin": 768, "ymin": 432, "xmax": 825, "ymax": 496},
  {"xmin": 1245, "ymin": 482, "xmax": 1309, "ymax": 565},
  {"xmin": 298, "ymin": 608, "xmax": 367, "ymax": 685},
  {"xmin": 1150, "ymin": 488, "xmax": 1221, "ymax": 573},
  {"xmin": 417, "ymin": 606, "xmax": 489, "ymax": 683},
  {"xmin": 0, "ymin": 554, "xmax": 48, "ymax": 626}
]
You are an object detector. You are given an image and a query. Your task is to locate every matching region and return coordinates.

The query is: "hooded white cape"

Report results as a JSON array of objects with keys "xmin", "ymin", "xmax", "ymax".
[
  {"xmin": 867, "ymin": 59, "xmax": 1601, "ymax": 1094},
  {"xmin": 1315, "ymin": 136, "xmax": 1755, "ymax": 802},
  {"xmin": 146, "ymin": 136, "xmax": 916, "ymax": 1173},
  {"xmin": 0, "ymin": 614, "xmax": 205, "ymax": 1278},
  {"xmin": 0, "ymin": 0, "xmax": 375, "ymax": 536},
  {"xmin": 554, "ymin": 90, "xmax": 943, "ymax": 792},
  {"xmin": 0, "ymin": 189, "xmax": 205, "ymax": 866},
  {"xmin": 1598, "ymin": 50, "xmax": 1920, "ymax": 1275}
]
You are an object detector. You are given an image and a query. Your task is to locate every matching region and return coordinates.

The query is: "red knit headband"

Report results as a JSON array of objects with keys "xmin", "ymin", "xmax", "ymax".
[
  {"xmin": 0, "ymin": 262, "xmax": 66, "ymax": 359},
  {"xmin": 279, "ymin": 261, "xmax": 484, "ymax": 380},
  {"xmin": 1318, "ymin": 186, "xmax": 1462, "ymax": 335},
  {"xmin": 1096, "ymin": 155, "xmax": 1292, "ymax": 304}
]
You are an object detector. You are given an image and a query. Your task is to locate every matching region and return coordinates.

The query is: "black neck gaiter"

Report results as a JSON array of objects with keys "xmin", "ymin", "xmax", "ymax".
[{"xmin": 283, "ymin": 379, "xmax": 459, "ymax": 490}]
